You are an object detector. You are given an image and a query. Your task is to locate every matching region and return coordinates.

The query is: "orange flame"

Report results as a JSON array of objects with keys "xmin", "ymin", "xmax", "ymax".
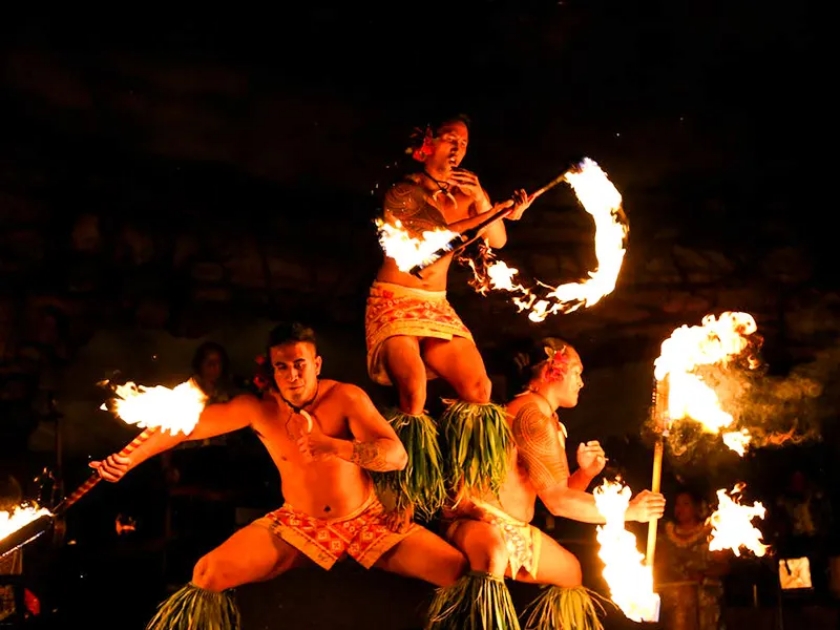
[
  {"xmin": 480, "ymin": 159, "xmax": 628, "ymax": 322},
  {"xmin": 708, "ymin": 484, "xmax": 768, "ymax": 557},
  {"xmin": 100, "ymin": 377, "xmax": 208, "ymax": 436},
  {"xmin": 0, "ymin": 504, "xmax": 51, "ymax": 543},
  {"xmin": 375, "ymin": 218, "xmax": 458, "ymax": 273},
  {"xmin": 594, "ymin": 480, "xmax": 660, "ymax": 622},
  {"xmin": 655, "ymin": 312, "xmax": 758, "ymax": 454}
]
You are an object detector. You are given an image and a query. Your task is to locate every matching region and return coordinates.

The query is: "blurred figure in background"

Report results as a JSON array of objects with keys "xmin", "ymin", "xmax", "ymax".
[{"xmin": 656, "ymin": 487, "xmax": 729, "ymax": 630}]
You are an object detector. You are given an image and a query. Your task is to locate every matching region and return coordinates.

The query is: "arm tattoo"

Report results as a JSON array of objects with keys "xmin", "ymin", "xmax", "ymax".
[
  {"xmin": 349, "ymin": 440, "xmax": 390, "ymax": 472},
  {"xmin": 384, "ymin": 182, "xmax": 447, "ymax": 236},
  {"xmin": 512, "ymin": 403, "xmax": 570, "ymax": 492}
]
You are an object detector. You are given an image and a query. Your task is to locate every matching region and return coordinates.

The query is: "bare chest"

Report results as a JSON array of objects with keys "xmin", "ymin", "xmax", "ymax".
[{"xmin": 255, "ymin": 403, "xmax": 350, "ymax": 462}]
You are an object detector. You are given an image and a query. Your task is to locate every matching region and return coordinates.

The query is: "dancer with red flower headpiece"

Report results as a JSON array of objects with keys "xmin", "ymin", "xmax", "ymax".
[{"xmin": 366, "ymin": 115, "xmax": 532, "ymax": 525}]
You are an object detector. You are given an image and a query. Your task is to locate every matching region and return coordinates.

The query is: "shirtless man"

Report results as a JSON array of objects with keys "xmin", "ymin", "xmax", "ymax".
[
  {"xmin": 428, "ymin": 338, "xmax": 667, "ymax": 630},
  {"xmin": 366, "ymin": 114, "xmax": 532, "ymax": 519},
  {"xmin": 92, "ymin": 322, "xmax": 468, "ymax": 630}
]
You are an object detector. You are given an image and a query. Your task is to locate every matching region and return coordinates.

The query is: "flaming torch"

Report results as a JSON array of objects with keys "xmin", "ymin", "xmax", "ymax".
[
  {"xmin": 594, "ymin": 479, "xmax": 660, "ymax": 622},
  {"xmin": 0, "ymin": 378, "xmax": 207, "ymax": 559},
  {"xmin": 645, "ymin": 312, "xmax": 760, "ymax": 567}
]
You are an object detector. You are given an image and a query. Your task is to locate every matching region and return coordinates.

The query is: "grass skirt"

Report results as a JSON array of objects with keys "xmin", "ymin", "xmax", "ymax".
[
  {"xmin": 426, "ymin": 570, "xmax": 521, "ymax": 630},
  {"xmin": 523, "ymin": 585, "xmax": 609, "ymax": 630},
  {"xmin": 145, "ymin": 583, "xmax": 241, "ymax": 630},
  {"xmin": 439, "ymin": 400, "xmax": 513, "ymax": 496},
  {"xmin": 373, "ymin": 410, "xmax": 446, "ymax": 522}
]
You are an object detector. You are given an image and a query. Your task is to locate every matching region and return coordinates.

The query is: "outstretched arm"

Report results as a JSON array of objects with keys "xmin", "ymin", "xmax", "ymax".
[
  {"xmin": 332, "ymin": 384, "xmax": 408, "ymax": 472},
  {"xmin": 92, "ymin": 394, "xmax": 262, "ymax": 481}
]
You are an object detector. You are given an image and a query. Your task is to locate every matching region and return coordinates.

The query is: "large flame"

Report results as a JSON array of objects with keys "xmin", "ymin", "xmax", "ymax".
[
  {"xmin": 375, "ymin": 218, "xmax": 458, "ymax": 273},
  {"xmin": 374, "ymin": 159, "xmax": 627, "ymax": 322},
  {"xmin": 100, "ymin": 378, "xmax": 208, "ymax": 435},
  {"xmin": 708, "ymin": 484, "xmax": 768, "ymax": 557},
  {"xmin": 594, "ymin": 480, "xmax": 660, "ymax": 623},
  {"xmin": 481, "ymin": 159, "xmax": 628, "ymax": 322},
  {"xmin": 0, "ymin": 505, "xmax": 51, "ymax": 543},
  {"xmin": 654, "ymin": 312, "xmax": 759, "ymax": 454}
]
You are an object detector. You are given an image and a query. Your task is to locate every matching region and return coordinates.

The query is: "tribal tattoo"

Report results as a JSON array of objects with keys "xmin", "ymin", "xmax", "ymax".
[
  {"xmin": 349, "ymin": 440, "xmax": 390, "ymax": 472},
  {"xmin": 384, "ymin": 182, "xmax": 448, "ymax": 235},
  {"xmin": 512, "ymin": 402, "xmax": 570, "ymax": 493}
]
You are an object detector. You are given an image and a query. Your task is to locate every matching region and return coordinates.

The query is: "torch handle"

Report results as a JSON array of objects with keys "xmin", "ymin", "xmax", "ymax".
[
  {"xmin": 528, "ymin": 172, "xmax": 567, "ymax": 202},
  {"xmin": 645, "ymin": 377, "xmax": 669, "ymax": 567},
  {"xmin": 54, "ymin": 427, "xmax": 158, "ymax": 514}
]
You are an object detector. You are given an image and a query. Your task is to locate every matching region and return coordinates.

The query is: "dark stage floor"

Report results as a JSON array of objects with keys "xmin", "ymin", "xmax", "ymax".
[{"xmin": 10, "ymin": 556, "xmax": 840, "ymax": 630}]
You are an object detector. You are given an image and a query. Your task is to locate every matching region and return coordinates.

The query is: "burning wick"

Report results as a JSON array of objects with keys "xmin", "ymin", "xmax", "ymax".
[
  {"xmin": 708, "ymin": 484, "xmax": 768, "ymax": 558},
  {"xmin": 594, "ymin": 480, "xmax": 660, "ymax": 623}
]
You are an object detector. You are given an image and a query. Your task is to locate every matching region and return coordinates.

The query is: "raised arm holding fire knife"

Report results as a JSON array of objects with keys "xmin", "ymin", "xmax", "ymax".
[{"xmin": 366, "ymin": 114, "xmax": 536, "ymax": 524}]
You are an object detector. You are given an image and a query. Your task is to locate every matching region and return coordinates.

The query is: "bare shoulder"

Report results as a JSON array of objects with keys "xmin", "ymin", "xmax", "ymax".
[
  {"xmin": 327, "ymin": 380, "xmax": 371, "ymax": 405},
  {"xmin": 510, "ymin": 399, "xmax": 552, "ymax": 432},
  {"xmin": 383, "ymin": 179, "xmax": 424, "ymax": 215}
]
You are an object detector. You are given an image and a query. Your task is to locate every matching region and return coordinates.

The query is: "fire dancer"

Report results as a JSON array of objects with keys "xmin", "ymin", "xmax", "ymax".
[
  {"xmin": 91, "ymin": 322, "xmax": 468, "ymax": 630},
  {"xmin": 428, "ymin": 338, "xmax": 666, "ymax": 630},
  {"xmin": 367, "ymin": 113, "xmax": 532, "ymax": 520}
]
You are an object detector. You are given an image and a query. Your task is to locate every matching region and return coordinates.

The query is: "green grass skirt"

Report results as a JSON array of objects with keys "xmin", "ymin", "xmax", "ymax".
[
  {"xmin": 373, "ymin": 411, "xmax": 446, "ymax": 522},
  {"xmin": 426, "ymin": 571, "xmax": 521, "ymax": 630},
  {"xmin": 439, "ymin": 401, "xmax": 513, "ymax": 496},
  {"xmin": 145, "ymin": 583, "xmax": 241, "ymax": 630},
  {"xmin": 523, "ymin": 585, "xmax": 610, "ymax": 630}
]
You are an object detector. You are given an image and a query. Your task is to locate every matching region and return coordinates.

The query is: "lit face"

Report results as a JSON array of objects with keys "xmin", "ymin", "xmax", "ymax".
[
  {"xmin": 427, "ymin": 121, "xmax": 469, "ymax": 175},
  {"xmin": 549, "ymin": 348, "xmax": 584, "ymax": 408},
  {"xmin": 269, "ymin": 342, "xmax": 322, "ymax": 405},
  {"xmin": 673, "ymin": 493, "xmax": 699, "ymax": 525}
]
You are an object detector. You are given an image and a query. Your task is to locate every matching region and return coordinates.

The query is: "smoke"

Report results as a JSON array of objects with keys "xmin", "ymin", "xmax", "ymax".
[{"xmin": 646, "ymin": 337, "xmax": 840, "ymax": 465}]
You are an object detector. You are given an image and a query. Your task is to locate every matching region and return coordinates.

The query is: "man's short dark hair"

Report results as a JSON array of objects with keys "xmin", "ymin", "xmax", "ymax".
[
  {"xmin": 266, "ymin": 322, "xmax": 317, "ymax": 353},
  {"xmin": 432, "ymin": 112, "xmax": 471, "ymax": 135}
]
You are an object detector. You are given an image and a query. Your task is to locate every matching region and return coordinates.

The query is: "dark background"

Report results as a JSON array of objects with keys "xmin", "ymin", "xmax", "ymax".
[{"xmin": 2, "ymin": 2, "xmax": 833, "ymax": 628}]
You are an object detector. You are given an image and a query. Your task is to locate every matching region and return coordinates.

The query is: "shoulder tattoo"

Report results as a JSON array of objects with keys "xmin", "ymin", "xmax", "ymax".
[{"xmin": 512, "ymin": 403, "xmax": 570, "ymax": 492}]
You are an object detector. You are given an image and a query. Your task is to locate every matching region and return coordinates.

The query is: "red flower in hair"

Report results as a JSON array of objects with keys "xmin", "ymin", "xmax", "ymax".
[
  {"xmin": 255, "ymin": 354, "xmax": 266, "ymax": 365},
  {"xmin": 406, "ymin": 126, "xmax": 435, "ymax": 162},
  {"xmin": 544, "ymin": 346, "xmax": 571, "ymax": 382}
]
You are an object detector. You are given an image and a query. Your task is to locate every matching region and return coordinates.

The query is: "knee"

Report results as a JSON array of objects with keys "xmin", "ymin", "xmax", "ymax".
[
  {"xmin": 459, "ymin": 375, "xmax": 492, "ymax": 404},
  {"xmin": 191, "ymin": 553, "xmax": 230, "ymax": 592},
  {"xmin": 560, "ymin": 555, "xmax": 583, "ymax": 588},
  {"xmin": 465, "ymin": 534, "xmax": 509, "ymax": 578}
]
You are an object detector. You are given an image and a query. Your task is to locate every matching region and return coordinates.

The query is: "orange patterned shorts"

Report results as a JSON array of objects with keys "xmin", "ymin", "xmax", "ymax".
[
  {"xmin": 253, "ymin": 492, "xmax": 419, "ymax": 570},
  {"xmin": 365, "ymin": 281, "xmax": 473, "ymax": 386}
]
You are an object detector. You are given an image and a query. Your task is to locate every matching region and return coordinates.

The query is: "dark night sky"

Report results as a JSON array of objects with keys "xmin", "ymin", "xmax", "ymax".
[{"xmin": 1, "ymin": 3, "xmax": 815, "ymax": 219}]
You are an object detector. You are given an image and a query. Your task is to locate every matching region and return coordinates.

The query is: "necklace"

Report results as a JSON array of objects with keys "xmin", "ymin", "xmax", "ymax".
[
  {"xmin": 422, "ymin": 170, "xmax": 450, "ymax": 193},
  {"xmin": 280, "ymin": 381, "xmax": 320, "ymax": 414}
]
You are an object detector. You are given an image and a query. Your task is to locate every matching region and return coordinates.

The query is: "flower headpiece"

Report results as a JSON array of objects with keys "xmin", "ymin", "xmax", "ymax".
[
  {"xmin": 515, "ymin": 337, "xmax": 571, "ymax": 383},
  {"xmin": 405, "ymin": 125, "xmax": 435, "ymax": 162}
]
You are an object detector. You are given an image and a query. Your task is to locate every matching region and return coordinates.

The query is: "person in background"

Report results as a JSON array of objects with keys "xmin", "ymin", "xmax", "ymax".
[{"xmin": 656, "ymin": 487, "xmax": 729, "ymax": 630}]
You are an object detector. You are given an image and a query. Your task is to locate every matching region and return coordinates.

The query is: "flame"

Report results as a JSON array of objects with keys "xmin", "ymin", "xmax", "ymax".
[
  {"xmin": 375, "ymin": 218, "xmax": 458, "ymax": 273},
  {"xmin": 655, "ymin": 312, "xmax": 758, "ymax": 453},
  {"xmin": 100, "ymin": 378, "xmax": 208, "ymax": 436},
  {"xmin": 594, "ymin": 480, "xmax": 660, "ymax": 622},
  {"xmin": 0, "ymin": 504, "xmax": 51, "ymax": 542},
  {"xmin": 708, "ymin": 484, "xmax": 768, "ymax": 557},
  {"xmin": 480, "ymin": 159, "xmax": 628, "ymax": 322}
]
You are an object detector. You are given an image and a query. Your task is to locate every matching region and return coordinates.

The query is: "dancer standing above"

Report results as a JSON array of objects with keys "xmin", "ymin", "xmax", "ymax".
[
  {"xmin": 367, "ymin": 114, "xmax": 532, "ymax": 521},
  {"xmin": 93, "ymin": 322, "xmax": 468, "ymax": 630},
  {"xmin": 428, "ymin": 338, "xmax": 666, "ymax": 630}
]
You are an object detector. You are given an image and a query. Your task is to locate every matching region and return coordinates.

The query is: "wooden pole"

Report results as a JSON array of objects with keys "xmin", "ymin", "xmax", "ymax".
[{"xmin": 645, "ymin": 375, "xmax": 669, "ymax": 567}]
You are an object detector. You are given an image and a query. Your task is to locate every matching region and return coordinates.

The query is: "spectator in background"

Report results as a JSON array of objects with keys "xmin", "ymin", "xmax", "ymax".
[
  {"xmin": 191, "ymin": 341, "xmax": 235, "ymax": 405},
  {"xmin": 656, "ymin": 487, "xmax": 728, "ymax": 630}
]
